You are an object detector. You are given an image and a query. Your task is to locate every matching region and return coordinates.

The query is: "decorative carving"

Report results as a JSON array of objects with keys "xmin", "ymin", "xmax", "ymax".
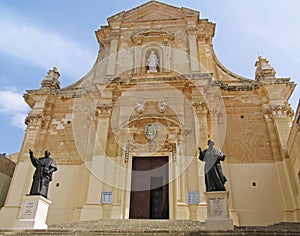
[
  {"xmin": 263, "ymin": 104, "xmax": 294, "ymax": 120},
  {"xmin": 171, "ymin": 143, "xmax": 176, "ymax": 162},
  {"xmin": 132, "ymin": 30, "xmax": 174, "ymax": 44},
  {"xmin": 198, "ymin": 33, "xmax": 212, "ymax": 44},
  {"xmin": 211, "ymin": 80, "xmax": 259, "ymax": 91},
  {"xmin": 25, "ymin": 113, "xmax": 44, "ymax": 127},
  {"xmin": 95, "ymin": 104, "xmax": 113, "ymax": 117},
  {"xmin": 124, "ymin": 143, "xmax": 129, "ymax": 163},
  {"xmin": 220, "ymin": 83, "xmax": 259, "ymax": 91},
  {"xmin": 192, "ymin": 101, "xmax": 207, "ymax": 113},
  {"xmin": 186, "ymin": 28, "xmax": 198, "ymax": 35},
  {"xmin": 157, "ymin": 98, "xmax": 167, "ymax": 113},
  {"xmin": 144, "ymin": 123, "xmax": 157, "ymax": 140},
  {"xmin": 136, "ymin": 100, "xmax": 146, "ymax": 113}
]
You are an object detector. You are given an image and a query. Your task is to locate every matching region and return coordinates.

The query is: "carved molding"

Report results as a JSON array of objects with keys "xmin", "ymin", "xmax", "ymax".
[
  {"xmin": 132, "ymin": 30, "xmax": 174, "ymax": 45},
  {"xmin": 124, "ymin": 143, "xmax": 130, "ymax": 163},
  {"xmin": 220, "ymin": 83, "xmax": 259, "ymax": 91},
  {"xmin": 212, "ymin": 80, "xmax": 259, "ymax": 91}
]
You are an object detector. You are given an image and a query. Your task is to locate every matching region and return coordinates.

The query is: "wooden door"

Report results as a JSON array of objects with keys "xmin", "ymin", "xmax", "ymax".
[{"xmin": 129, "ymin": 157, "xmax": 169, "ymax": 219}]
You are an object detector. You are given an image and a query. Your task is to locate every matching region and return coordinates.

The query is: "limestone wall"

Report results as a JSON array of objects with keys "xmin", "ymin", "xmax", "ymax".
[{"xmin": 287, "ymin": 101, "xmax": 300, "ymax": 221}]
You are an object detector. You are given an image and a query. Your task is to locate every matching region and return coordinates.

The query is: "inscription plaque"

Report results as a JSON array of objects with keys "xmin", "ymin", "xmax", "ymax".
[
  {"xmin": 101, "ymin": 192, "xmax": 113, "ymax": 204},
  {"xmin": 20, "ymin": 200, "xmax": 37, "ymax": 219},
  {"xmin": 209, "ymin": 197, "xmax": 226, "ymax": 217},
  {"xmin": 188, "ymin": 192, "xmax": 199, "ymax": 204}
]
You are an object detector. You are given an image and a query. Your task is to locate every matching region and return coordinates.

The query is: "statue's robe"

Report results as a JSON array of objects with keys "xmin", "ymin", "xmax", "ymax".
[
  {"xmin": 29, "ymin": 156, "xmax": 57, "ymax": 198},
  {"xmin": 199, "ymin": 148, "xmax": 227, "ymax": 191}
]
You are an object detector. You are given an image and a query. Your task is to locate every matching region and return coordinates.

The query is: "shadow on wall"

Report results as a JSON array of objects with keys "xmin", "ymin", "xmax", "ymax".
[{"xmin": 0, "ymin": 153, "xmax": 16, "ymax": 208}]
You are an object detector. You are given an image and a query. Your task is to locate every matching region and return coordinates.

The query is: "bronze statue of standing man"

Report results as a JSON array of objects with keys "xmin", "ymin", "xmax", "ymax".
[
  {"xmin": 198, "ymin": 140, "xmax": 227, "ymax": 191},
  {"xmin": 29, "ymin": 149, "xmax": 57, "ymax": 198}
]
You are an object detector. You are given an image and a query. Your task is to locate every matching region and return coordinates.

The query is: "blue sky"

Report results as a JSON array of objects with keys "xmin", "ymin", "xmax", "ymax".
[{"xmin": 0, "ymin": 0, "xmax": 299, "ymax": 154}]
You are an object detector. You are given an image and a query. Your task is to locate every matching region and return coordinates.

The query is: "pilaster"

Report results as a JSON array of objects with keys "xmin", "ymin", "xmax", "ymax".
[
  {"xmin": 187, "ymin": 29, "xmax": 200, "ymax": 72},
  {"xmin": 106, "ymin": 33, "xmax": 120, "ymax": 76},
  {"xmin": 80, "ymin": 103, "xmax": 113, "ymax": 221}
]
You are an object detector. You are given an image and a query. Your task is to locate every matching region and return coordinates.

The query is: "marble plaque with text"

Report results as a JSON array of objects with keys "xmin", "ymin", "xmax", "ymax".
[{"xmin": 208, "ymin": 197, "xmax": 226, "ymax": 217}]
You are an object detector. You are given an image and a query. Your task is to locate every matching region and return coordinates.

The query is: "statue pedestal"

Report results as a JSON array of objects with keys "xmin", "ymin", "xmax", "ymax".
[
  {"xmin": 13, "ymin": 195, "xmax": 51, "ymax": 229},
  {"xmin": 204, "ymin": 191, "xmax": 233, "ymax": 231}
]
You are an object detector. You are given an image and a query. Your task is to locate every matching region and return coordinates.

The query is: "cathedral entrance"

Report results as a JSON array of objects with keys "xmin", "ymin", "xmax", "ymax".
[{"xmin": 129, "ymin": 156, "xmax": 169, "ymax": 219}]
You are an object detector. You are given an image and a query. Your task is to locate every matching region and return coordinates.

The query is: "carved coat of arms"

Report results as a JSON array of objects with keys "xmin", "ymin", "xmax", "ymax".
[{"xmin": 144, "ymin": 123, "xmax": 157, "ymax": 140}]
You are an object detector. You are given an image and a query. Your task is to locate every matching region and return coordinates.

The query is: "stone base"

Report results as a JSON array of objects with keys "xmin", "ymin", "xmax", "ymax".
[
  {"xmin": 204, "ymin": 191, "xmax": 234, "ymax": 230},
  {"xmin": 13, "ymin": 195, "xmax": 51, "ymax": 229},
  {"xmin": 205, "ymin": 218, "xmax": 234, "ymax": 230}
]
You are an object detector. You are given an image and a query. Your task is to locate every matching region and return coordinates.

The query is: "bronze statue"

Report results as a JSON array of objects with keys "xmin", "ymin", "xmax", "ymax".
[
  {"xmin": 198, "ymin": 140, "xmax": 227, "ymax": 191},
  {"xmin": 29, "ymin": 149, "xmax": 57, "ymax": 198}
]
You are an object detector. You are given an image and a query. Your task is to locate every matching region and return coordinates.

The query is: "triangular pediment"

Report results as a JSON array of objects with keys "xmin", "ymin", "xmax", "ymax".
[{"xmin": 108, "ymin": 1, "xmax": 199, "ymax": 23}]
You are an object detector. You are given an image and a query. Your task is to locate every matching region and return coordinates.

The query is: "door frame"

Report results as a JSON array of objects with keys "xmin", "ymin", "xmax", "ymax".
[{"xmin": 124, "ymin": 152, "xmax": 174, "ymax": 219}]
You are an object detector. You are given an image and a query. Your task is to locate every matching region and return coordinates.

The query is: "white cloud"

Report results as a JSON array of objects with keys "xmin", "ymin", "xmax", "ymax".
[
  {"xmin": 0, "ymin": 88, "xmax": 29, "ymax": 129},
  {"xmin": 0, "ymin": 8, "xmax": 95, "ymax": 80}
]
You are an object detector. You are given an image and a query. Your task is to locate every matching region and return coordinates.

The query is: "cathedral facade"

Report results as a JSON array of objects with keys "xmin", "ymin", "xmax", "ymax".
[{"xmin": 0, "ymin": 1, "xmax": 299, "ymax": 227}]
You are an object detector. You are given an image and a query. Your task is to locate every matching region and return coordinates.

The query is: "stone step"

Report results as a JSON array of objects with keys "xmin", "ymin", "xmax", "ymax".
[
  {"xmin": 0, "ymin": 221, "xmax": 299, "ymax": 236},
  {"xmin": 50, "ymin": 219, "xmax": 205, "ymax": 232}
]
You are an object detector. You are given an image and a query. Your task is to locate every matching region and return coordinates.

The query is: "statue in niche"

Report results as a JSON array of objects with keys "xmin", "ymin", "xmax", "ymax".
[
  {"xmin": 198, "ymin": 140, "xmax": 227, "ymax": 191},
  {"xmin": 29, "ymin": 149, "xmax": 57, "ymax": 198},
  {"xmin": 146, "ymin": 51, "xmax": 159, "ymax": 73}
]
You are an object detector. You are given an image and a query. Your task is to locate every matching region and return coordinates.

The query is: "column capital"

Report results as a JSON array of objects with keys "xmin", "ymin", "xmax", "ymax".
[{"xmin": 95, "ymin": 104, "xmax": 113, "ymax": 118}]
